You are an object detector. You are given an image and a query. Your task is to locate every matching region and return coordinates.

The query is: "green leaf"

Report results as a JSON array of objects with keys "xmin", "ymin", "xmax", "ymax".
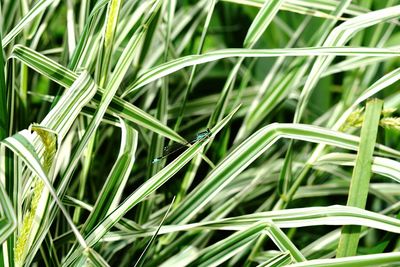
[
  {"xmin": 124, "ymin": 47, "xmax": 400, "ymax": 95},
  {"xmin": 62, "ymin": 105, "xmax": 240, "ymax": 265},
  {"xmin": 166, "ymin": 123, "xmax": 400, "ymax": 225},
  {"xmin": 0, "ymin": 34, "xmax": 7, "ymax": 139},
  {"xmin": 188, "ymin": 222, "xmax": 268, "ymax": 267},
  {"xmin": 11, "ymin": 44, "xmax": 185, "ymax": 144},
  {"xmin": 256, "ymin": 251, "xmax": 291, "ymax": 267},
  {"xmin": 337, "ymin": 99, "xmax": 383, "ymax": 257},
  {"xmin": 294, "ymin": 6, "xmax": 400, "ymax": 123},
  {"xmin": 287, "ymin": 251, "xmax": 400, "ymax": 267},
  {"xmin": 243, "ymin": 0, "xmax": 284, "ymax": 48},
  {"xmin": 2, "ymin": 0, "xmax": 54, "ymax": 47}
]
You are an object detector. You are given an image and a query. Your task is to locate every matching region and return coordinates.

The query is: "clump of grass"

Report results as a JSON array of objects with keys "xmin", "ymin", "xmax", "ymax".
[{"xmin": 1, "ymin": 0, "xmax": 400, "ymax": 266}]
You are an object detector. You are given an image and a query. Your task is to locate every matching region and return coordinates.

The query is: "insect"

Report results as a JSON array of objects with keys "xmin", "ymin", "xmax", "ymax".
[{"xmin": 152, "ymin": 128, "xmax": 212, "ymax": 163}]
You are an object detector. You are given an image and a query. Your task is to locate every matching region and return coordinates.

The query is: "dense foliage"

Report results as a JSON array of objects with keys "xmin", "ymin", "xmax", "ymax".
[{"xmin": 1, "ymin": 0, "xmax": 400, "ymax": 266}]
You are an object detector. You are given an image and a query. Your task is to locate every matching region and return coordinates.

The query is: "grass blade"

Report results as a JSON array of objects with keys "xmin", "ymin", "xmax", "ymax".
[{"xmin": 336, "ymin": 99, "xmax": 383, "ymax": 257}]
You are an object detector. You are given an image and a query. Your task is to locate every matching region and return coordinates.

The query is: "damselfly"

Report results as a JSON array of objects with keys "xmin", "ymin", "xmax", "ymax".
[{"xmin": 152, "ymin": 128, "xmax": 212, "ymax": 163}]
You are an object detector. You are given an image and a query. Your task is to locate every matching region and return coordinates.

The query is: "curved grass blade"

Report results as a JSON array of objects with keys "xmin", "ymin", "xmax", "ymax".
[
  {"xmin": 3, "ymin": 72, "xmax": 96, "ymax": 265},
  {"xmin": 58, "ymin": 11, "xmax": 164, "ymax": 262},
  {"xmin": 159, "ymin": 246, "xmax": 199, "ymax": 267},
  {"xmin": 224, "ymin": 0, "xmax": 368, "ymax": 17},
  {"xmin": 82, "ymin": 119, "xmax": 138, "ymax": 234},
  {"xmin": 314, "ymin": 153, "xmax": 400, "ymax": 183},
  {"xmin": 282, "ymin": 67, "xmax": 400, "ymax": 211},
  {"xmin": 124, "ymin": 47, "xmax": 400, "ymax": 95},
  {"xmin": 288, "ymin": 251, "xmax": 400, "ymax": 267},
  {"xmin": 243, "ymin": 0, "xmax": 284, "ymax": 48},
  {"xmin": 62, "ymin": 105, "xmax": 240, "ymax": 266},
  {"xmin": 0, "ymin": 181, "xmax": 17, "ymax": 245},
  {"xmin": 1, "ymin": 131, "xmax": 87, "ymax": 250},
  {"xmin": 294, "ymin": 5, "xmax": 400, "ymax": 123},
  {"xmin": 2, "ymin": 0, "xmax": 54, "ymax": 47},
  {"xmin": 11, "ymin": 44, "xmax": 186, "ymax": 144},
  {"xmin": 85, "ymin": 248, "xmax": 110, "ymax": 267},
  {"xmin": 103, "ymin": 205, "xmax": 400, "ymax": 239},
  {"xmin": 69, "ymin": 0, "xmax": 109, "ymax": 70},
  {"xmin": 256, "ymin": 251, "xmax": 291, "ymax": 267},
  {"xmin": 307, "ymin": 67, "xmax": 400, "ymax": 165},
  {"xmin": 187, "ymin": 222, "xmax": 268, "ymax": 267},
  {"xmin": 166, "ymin": 123, "xmax": 400, "ymax": 224}
]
